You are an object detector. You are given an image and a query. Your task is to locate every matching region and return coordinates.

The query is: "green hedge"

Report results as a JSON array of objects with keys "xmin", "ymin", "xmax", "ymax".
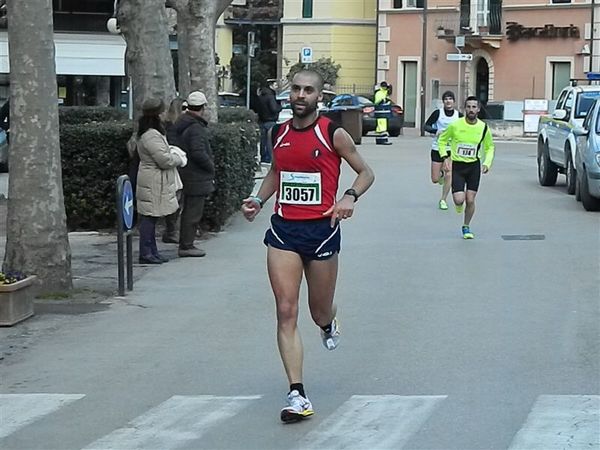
[
  {"xmin": 60, "ymin": 121, "xmax": 131, "ymax": 230},
  {"xmin": 59, "ymin": 107, "xmax": 258, "ymax": 231},
  {"xmin": 59, "ymin": 106, "xmax": 128, "ymax": 124}
]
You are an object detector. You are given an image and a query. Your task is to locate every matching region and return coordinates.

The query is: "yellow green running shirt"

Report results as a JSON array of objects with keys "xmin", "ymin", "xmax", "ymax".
[{"xmin": 437, "ymin": 117, "xmax": 495, "ymax": 167}]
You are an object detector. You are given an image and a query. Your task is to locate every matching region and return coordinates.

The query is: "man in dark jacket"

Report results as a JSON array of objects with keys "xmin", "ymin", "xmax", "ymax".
[
  {"xmin": 256, "ymin": 83, "xmax": 281, "ymax": 164},
  {"xmin": 169, "ymin": 91, "xmax": 215, "ymax": 257}
]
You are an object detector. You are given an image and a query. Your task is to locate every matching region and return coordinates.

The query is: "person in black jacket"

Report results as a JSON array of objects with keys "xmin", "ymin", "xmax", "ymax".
[
  {"xmin": 256, "ymin": 83, "xmax": 281, "ymax": 164},
  {"xmin": 169, "ymin": 91, "xmax": 215, "ymax": 257}
]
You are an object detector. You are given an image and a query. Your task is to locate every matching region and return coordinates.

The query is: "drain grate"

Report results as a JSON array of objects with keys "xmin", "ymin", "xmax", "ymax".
[{"xmin": 501, "ymin": 234, "xmax": 545, "ymax": 241}]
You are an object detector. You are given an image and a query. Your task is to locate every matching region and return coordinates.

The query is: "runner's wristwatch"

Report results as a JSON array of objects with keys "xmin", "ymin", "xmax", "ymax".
[{"xmin": 343, "ymin": 188, "xmax": 359, "ymax": 202}]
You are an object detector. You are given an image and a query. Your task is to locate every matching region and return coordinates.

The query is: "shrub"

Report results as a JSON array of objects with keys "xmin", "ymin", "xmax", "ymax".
[
  {"xmin": 59, "ymin": 106, "xmax": 128, "ymax": 125},
  {"xmin": 60, "ymin": 121, "xmax": 131, "ymax": 230},
  {"xmin": 202, "ymin": 120, "xmax": 259, "ymax": 231},
  {"xmin": 58, "ymin": 107, "xmax": 258, "ymax": 232}
]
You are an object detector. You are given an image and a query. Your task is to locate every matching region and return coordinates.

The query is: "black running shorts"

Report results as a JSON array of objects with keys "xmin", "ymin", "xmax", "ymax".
[
  {"xmin": 431, "ymin": 149, "xmax": 445, "ymax": 163},
  {"xmin": 264, "ymin": 214, "xmax": 341, "ymax": 262},
  {"xmin": 451, "ymin": 160, "xmax": 481, "ymax": 193}
]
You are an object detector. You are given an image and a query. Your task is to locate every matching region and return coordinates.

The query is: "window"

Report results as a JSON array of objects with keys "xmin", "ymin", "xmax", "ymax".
[
  {"xmin": 576, "ymin": 92, "xmax": 600, "ymax": 118},
  {"xmin": 392, "ymin": 0, "xmax": 424, "ymax": 8},
  {"xmin": 551, "ymin": 0, "xmax": 571, "ymax": 3},
  {"xmin": 302, "ymin": 0, "xmax": 313, "ymax": 18},
  {"xmin": 564, "ymin": 91, "xmax": 575, "ymax": 115}
]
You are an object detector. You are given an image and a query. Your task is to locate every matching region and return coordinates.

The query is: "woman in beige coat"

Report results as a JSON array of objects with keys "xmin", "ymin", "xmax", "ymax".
[{"xmin": 136, "ymin": 98, "xmax": 185, "ymax": 264}]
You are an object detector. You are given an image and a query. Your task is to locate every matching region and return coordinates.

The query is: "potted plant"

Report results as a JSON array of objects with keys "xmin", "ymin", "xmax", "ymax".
[{"xmin": 0, "ymin": 271, "xmax": 37, "ymax": 326}]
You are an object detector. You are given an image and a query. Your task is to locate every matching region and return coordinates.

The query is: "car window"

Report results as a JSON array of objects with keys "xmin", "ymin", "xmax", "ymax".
[
  {"xmin": 330, "ymin": 95, "xmax": 353, "ymax": 107},
  {"xmin": 595, "ymin": 104, "xmax": 600, "ymax": 134},
  {"xmin": 582, "ymin": 102, "xmax": 594, "ymax": 130},
  {"xmin": 576, "ymin": 92, "xmax": 600, "ymax": 118},
  {"xmin": 357, "ymin": 96, "xmax": 373, "ymax": 106},
  {"xmin": 564, "ymin": 91, "xmax": 575, "ymax": 115},
  {"xmin": 555, "ymin": 90, "xmax": 568, "ymax": 110}
]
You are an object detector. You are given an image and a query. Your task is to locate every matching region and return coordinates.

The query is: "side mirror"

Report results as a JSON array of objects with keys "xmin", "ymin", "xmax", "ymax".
[
  {"xmin": 572, "ymin": 126, "xmax": 589, "ymax": 137},
  {"xmin": 552, "ymin": 109, "xmax": 568, "ymax": 121}
]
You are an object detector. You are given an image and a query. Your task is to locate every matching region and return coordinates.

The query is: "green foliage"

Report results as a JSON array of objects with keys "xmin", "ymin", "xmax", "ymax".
[
  {"xmin": 60, "ymin": 120, "xmax": 131, "ymax": 230},
  {"xmin": 59, "ymin": 106, "xmax": 128, "ymax": 125},
  {"xmin": 286, "ymin": 57, "xmax": 341, "ymax": 87},
  {"xmin": 218, "ymin": 106, "xmax": 258, "ymax": 124},
  {"xmin": 202, "ymin": 120, "xmax": 259, "ymax": 231},
  {"xmin": 58, "ymin": 107, "xmax": 258, "ymax": 232},
  {"xmin": 230, "ymin": 51, "xmax": 274, "ymax": 93}
]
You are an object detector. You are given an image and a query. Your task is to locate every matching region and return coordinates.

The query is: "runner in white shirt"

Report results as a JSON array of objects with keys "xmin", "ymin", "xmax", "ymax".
[{"xmin": 423, "ymin": 91, "xmax": 462, "ymax": 210}]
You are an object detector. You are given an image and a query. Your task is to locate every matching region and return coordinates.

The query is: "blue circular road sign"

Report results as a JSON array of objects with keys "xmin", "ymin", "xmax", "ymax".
[{"xmin": 122, "ymin": 180, "xmax": 134, "ymax": 230}]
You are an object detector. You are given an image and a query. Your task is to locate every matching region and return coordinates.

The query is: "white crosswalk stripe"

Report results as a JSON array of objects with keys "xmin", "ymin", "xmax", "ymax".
[
  {"xmin": 297, "ymin": 395, "xmax": 447, "ymax": 450},
  {"xmin": 81, "ymin": 395, "xmax": 261, "ymax": 450},
  {"xmin": 508, "ymin": 395, "xmax": 600, "ymax": 449},
  {"xmin": 0, "ymin": 393, "xmax": 85, "ymax": 439}
]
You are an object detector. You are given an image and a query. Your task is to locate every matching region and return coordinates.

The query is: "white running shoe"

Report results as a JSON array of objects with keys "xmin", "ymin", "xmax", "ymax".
[
  {"xmin": 280, "ymin": 390, "xmax": 314, "ymax": 423},
  {"xmin": 320, "ymin": 317, "xmax": 340, "ymax": 350}
]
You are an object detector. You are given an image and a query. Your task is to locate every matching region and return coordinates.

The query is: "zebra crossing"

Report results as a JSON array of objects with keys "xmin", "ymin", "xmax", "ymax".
[{"xmin": 1, "ymin": 393, "xmax": 598, "ymax": 449}]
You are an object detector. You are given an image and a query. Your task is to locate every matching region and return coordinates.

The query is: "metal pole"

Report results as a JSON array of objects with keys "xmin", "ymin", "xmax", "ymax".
[
  {"xmin": 246, "ymin": 31, "xmax": 254, "ymax": 109},
  {"xmin": 116, "ymin": 178, "xmax": 125, "ymax": 297},
  {"xmin": 374, "ymin": 0, "xmax": 380, "ymax": 85},
  {"xmin": 458, "ymin": 52, "xmax": 462, "ymax": 108},
  {"xmin": 419, "ymin": 0, "xmax": 428, "ymax": 136},
  {"xmin": 126, "ymin": 232, "xmax": 133, "ymax": 291}
]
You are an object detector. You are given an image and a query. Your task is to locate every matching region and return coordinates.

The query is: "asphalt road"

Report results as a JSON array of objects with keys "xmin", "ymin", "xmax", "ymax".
[{"xmin": 0, "ymin": 135, "xmax": 598, "ymax": 450}]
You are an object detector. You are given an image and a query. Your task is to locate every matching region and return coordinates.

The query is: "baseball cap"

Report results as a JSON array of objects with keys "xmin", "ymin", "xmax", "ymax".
[{"xmin": 187, "ymin": 91, "xmax": 207, "ymax": 107}]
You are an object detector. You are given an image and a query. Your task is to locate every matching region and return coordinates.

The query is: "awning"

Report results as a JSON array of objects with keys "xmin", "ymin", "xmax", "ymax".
[{"xmin": 0, "ymin": 32, "xmax": 126, "ymax": 76}]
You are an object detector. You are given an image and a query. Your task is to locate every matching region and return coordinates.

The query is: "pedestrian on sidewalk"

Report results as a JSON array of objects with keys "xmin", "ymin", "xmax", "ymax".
[
  {"xmin": 256, "ymin": 82, "xmax": 281, "ymax": 164},
  {"xmin": 170, "ymin": 91, "xmax": 215, "ymax": 257},
  {"xmin": 135, "ymin": 98, "xmax": 186, "ymax": 264},
  {"xmin": 423, "ymin": 90, "xmax": 462, "ymax": 211},
  {"xmin": 241, "ymin": 69, "xmax": 375, "ymax": 423},
  {"xmin": 162, "ymin": 97, "xmax": 188, "ymax": 244},
  {"xmin": 438, "ymin": 96, "xmax": 495, "ymax": 239}
]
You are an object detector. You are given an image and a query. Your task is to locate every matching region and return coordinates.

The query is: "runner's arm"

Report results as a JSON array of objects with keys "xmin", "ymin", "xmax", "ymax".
[
  {"xmin": 241, "ymin": 129, "xmax": 278, "ymax": 221},
  {"xmin": 437, "ymin": 125, "xmax": 452, "ymax": 158},
  {"xmin": 481, "ymin": 128, "xmax": 495, "ymax": 170},
  {"xmin": 323, "ymin": 127, "xmax": 375, "ymax": 226},
  {"xmin": 423, "ymin": 110, "xmax": 440, "ymax": 134}
]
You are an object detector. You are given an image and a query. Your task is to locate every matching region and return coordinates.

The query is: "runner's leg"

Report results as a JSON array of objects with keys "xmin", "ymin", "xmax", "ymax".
[
  {"xmin": 464, "ymin": 190, "xmax": 477, "ymax": 225},
  {"xmin": 442, "ymin": 162, "xmax": 452, "ymax": 201},
  {"xmin": 305, "ymin": 255, "xmax": 338, "ymax": 327},
  {"xmin": 431, "ymin": 160, "xmax": 443, "ymax": 184},
  {"xmin": 267, "ymin": 246, "xmax": 305, "ymax": 384}
]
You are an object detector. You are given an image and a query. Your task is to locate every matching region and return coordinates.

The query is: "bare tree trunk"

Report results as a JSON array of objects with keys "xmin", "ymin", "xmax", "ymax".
[
  {"xmin": 117, "ymin": 0, "xmax": 176, "ymax": 121},
  {"xmin": 177, "ymin": 14, "xmax": 191, "ymax": 98},
  {"xmin": 171, "ymin": 0, "xmax": 232, "ymax": 123},
  {"xmin": 4, "ymin": 0, "xmax": 72, "ymax": 291}
]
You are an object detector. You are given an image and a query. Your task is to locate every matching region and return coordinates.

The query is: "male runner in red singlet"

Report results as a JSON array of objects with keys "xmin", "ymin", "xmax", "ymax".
[{"xmin": 241, "ymin": 70, "xmax": 375, "ymax": 423}]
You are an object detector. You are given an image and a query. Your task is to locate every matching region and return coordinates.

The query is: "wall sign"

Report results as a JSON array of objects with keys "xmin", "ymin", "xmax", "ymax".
[{"xmin": 506, "ymin": 22, "xmax": 580, "ymax": 42}]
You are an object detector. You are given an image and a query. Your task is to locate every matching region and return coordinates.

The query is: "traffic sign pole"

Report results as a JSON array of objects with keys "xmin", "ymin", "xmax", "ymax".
[{"xmin": 116, "ymin": 175, "xmax": 134, "ymax": 296}]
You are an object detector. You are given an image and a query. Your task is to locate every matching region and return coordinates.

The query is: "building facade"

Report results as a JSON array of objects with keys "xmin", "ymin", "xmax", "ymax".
[
  {"xmin": 281, "ymin": 0, "xmax": 377, "ymax": 91},
  {"xmin": 379, "ymin": 0, "xmax": 599, "ymax": 128}
]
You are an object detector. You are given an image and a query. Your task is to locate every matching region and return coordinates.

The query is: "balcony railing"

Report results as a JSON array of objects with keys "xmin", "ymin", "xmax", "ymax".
[{"xmin": 436, "ymin": 2, "xmax": 502, "ymax": 37}]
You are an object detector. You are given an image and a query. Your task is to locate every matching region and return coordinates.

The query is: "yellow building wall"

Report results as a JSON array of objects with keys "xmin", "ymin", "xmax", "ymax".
[
  {"xmin": 215, "ymin": 25, "xmax": 233, "ymax": 92},
  {"xmin": 331, "ymin": 25, "xmax": 376, "ymax": 88},
  {"xmin": 284, "ymin": 0, "xmax": 375, "ymax": 20},
  {"xmin": 282, "ymin": 24, "xmax": 333, "ymax": 77}
]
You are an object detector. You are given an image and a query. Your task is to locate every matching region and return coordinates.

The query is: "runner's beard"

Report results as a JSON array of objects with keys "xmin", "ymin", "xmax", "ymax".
[{"xmin": 292, "ymin": 101, "xmax": 318, "ymax": 118}]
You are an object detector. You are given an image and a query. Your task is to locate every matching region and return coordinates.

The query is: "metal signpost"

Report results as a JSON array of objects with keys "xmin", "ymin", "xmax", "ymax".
[
  {"xmin": 301, "ymin": 47, "xmax": 313, "ymax": 64},
  {"xmin": 448, "ymin": 36, "xmax": 470, "ymax": 107},
  {"xmin": 116, "ymin": 175, "xmax": 134, "ymax": 296},
  {"xmin": 246, "ymin": 31, "xmax": 256, "ymax": 109}
]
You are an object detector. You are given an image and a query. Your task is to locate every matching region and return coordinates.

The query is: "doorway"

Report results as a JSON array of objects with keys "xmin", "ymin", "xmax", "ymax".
[
  {"xmin": 401, "ymin": 61, "xmax": 418, "ymax": 127},
  {"xmin": 475, "ymin": 57, "xmax": 489, "ymax": 117}
]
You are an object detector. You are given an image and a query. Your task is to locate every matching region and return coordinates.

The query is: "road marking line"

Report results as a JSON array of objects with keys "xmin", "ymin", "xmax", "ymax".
[
  {"xmin": 509, "ymin": 395, "xmax": 600, "ymax": 449},
  {"xmin": 82, "ymin": 395, "xmax": 261, "ymax": 450},
  {"xmin": 0, "ymin": 393, "xmax": 85, "ymax": 439},
  {"xmin": 298, "ymin": 395, "xmax": 446, "ymax": 450}
]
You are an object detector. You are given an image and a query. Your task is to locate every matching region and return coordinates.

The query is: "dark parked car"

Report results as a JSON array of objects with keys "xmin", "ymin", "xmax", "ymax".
[{"xmin": 327, "ymin": 94, "xmax": 404, "ymax": 137}]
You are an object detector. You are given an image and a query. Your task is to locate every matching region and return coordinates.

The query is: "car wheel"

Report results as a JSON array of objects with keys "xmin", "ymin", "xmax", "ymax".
[
  {"xmin": 580, "ymin": 168, "xmax": 600, "ymax": 211},
  {"xmin": 538, "ymin": 139, "xmax": 558, "ymax": 186},
  {"xmin": 575, "ymin": 172, "xmax": 582, "ymax": 201},
  {"xmin": 389, "ymin": 129, "xmax": 401, "ymax": 137},
  {"xmin": 565, "ymin": 147, "xmax": 576, "ymax": 195}
]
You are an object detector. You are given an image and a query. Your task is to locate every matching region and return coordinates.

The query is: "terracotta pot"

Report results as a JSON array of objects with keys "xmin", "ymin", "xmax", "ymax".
[{"xmin": 0, "ymin": 275, "xmax": 37, "ymax": 326}]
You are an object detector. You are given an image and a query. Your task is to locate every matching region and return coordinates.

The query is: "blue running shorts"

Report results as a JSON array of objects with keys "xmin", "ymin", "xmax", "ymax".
[{"xmin": 264, "ymin": 214, "xmax": 341, "ymax": 261}]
